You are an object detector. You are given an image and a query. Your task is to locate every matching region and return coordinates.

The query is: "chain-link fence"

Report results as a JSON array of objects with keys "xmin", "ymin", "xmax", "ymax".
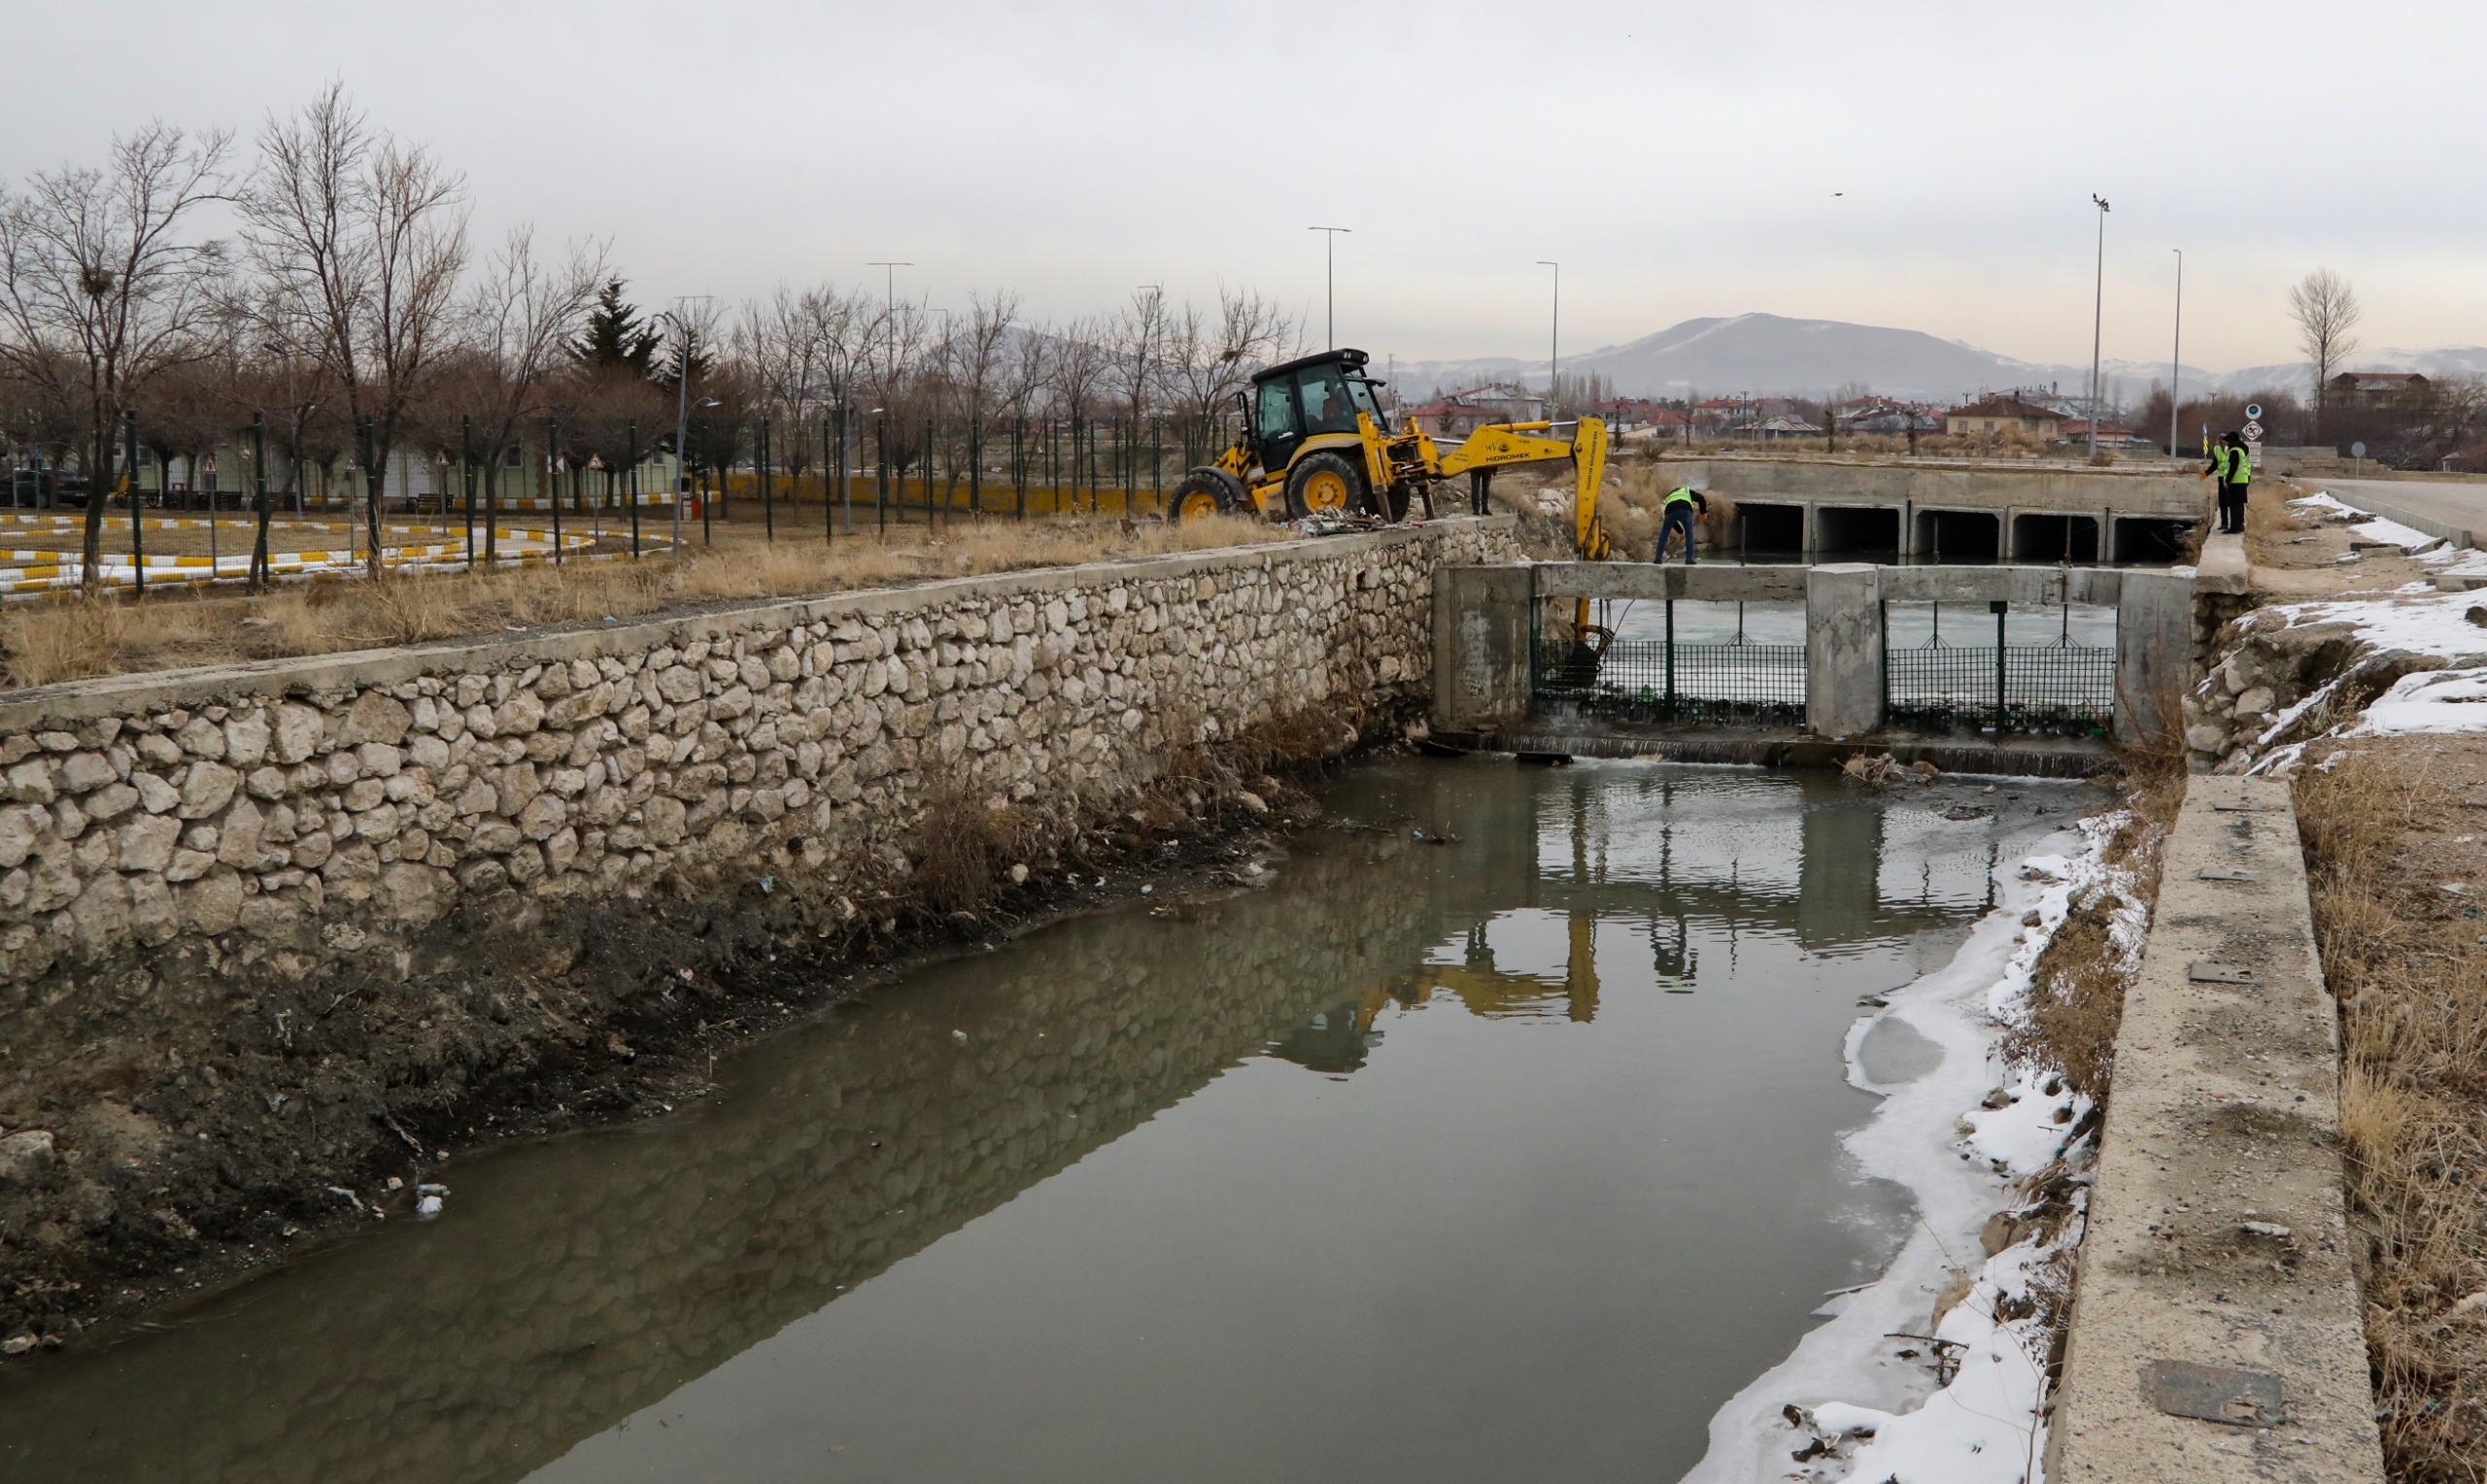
[
  {"xmin": 1533, "ymin": 604, "xmax": 1807, "ymax": 725},
  {"xmin": 1881, "ymin": 602, "xmax": 2114, "ymax": 733}
]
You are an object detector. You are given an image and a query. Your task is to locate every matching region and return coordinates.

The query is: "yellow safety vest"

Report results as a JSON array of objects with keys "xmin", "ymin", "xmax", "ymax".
[
  {"xmin": 2230, "ymin": 448, "xmax": 2251, "ymax": 485},
  {"xmin": 1664, "ymin": 487, "xmax": 1698, "ymax": 509}
]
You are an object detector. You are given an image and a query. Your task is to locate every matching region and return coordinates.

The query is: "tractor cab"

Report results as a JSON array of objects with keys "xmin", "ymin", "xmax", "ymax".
[{"xmin": 1245, "ymin": 348, "xmax": 1390, "ymax": 476}]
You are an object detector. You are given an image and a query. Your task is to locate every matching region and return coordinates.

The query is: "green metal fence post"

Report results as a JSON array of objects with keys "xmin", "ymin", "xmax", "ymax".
[
  {"xmin": 548, "ymin": 418, "xmax": 563, "ymax": 565},
  {"xmin": 1991, "ymin": 598, "xmax": 2009, "ymax": 729},
  {"xmin": 627, "ymin": 418, "xmax": 642, "ymax": 559},
  {"xmin": 1663, "ymin": 598, "xmax": 1677, "ymax": 719},
  {"xmin": 124, "ymin": 409, "xmax": 144, "ymax": 597},
  {"xmin": 760, "ymin": 416, "xmax": 774, "ymax": 542}
]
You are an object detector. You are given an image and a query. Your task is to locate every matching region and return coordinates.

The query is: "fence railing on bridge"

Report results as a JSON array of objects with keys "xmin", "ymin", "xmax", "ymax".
[{"xmin": 1441, "ymin": 558, "xmax": 2190, "ymax": 744}]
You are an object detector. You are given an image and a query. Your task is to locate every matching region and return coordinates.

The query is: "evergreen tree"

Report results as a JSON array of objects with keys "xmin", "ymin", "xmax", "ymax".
[{"xmin": 575, "ymin": 278, "xmax": 660, "ymax": 379}]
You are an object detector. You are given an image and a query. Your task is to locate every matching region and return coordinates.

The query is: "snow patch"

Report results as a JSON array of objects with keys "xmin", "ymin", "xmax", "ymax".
[
  {"xmin": 1683, "ymin": 812, "xmax": 2144, "ymax": 1484},
  {"xmin": 2346, "ymin": 665, "xmax": 2487, "ymax": 736}
]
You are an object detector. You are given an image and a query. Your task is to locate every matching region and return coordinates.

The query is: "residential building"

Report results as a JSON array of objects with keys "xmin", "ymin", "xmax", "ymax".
[{"xmin": 1943, "ymin": 395, "xmax": 2062, "ymax": 438}]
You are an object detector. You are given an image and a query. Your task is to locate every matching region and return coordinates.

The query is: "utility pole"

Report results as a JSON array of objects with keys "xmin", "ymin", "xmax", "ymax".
[
  {"xmin": 2088, "ymin": 194, "xmax": 2111, "ymax": 462},
  {"xmin": 2168, "ymin": 248, "xmax": 2184, "ymax": 462},
  {"xmin": 1538, "ymin": 261, "xmax": 1561, "ymax": 412},
  {"xmin": 1308, "ymin": 227, "xmax": 1350, "ymax": 348}
]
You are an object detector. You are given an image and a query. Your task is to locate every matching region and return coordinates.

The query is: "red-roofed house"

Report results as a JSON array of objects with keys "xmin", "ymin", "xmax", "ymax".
[{"xmin": 1943, "ymin": 396, "xmax": 2062, "ymax": 438}]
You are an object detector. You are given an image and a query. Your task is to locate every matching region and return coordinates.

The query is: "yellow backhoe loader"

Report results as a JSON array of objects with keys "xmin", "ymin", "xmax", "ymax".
[{"xmin": 1166, "ymin": 349, "xmax": 1613, "ymax": 563}]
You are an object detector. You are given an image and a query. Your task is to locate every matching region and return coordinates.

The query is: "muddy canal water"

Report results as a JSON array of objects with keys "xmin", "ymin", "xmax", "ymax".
[{"xmin": 1, "ymin": 759, "xmax": 2079, "ymax": 1483}]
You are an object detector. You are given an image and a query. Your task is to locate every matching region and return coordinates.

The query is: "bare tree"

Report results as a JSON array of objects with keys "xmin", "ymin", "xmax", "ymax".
[
  {"xmin": 2290, "ymin": 267, "xmax": 2363, "ymax": 436},
  {"xmin": 0, "ymin": 119, "xmax": 231, "ymax": 587},
  {"xmin": 441, "ymin": 227, "xmax": 603, "ymax": 562},
  {"xmin": 1162, "ymin": 287, "xmax": 1291, "ymax": 422},
  {"xmin": 240, "ymin": 84, "xmax": 468, "ymax": 575},
  {"xmin": 1107, "ymin": 285, "xmax": 1169, "ymax": 426}
]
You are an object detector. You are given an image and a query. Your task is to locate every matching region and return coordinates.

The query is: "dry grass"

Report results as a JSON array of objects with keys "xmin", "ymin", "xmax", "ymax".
[
  {"xmin": 2000, "ymin": 764, "xmax": 2183, "ymax": 1100},
  {"xmin": 2298, "ymin": 746, "xmax": 2487, "ymax": 1480},
  {"xmin": 0, "ymin": 514, "xmax": 1289, "ymax": 691}
]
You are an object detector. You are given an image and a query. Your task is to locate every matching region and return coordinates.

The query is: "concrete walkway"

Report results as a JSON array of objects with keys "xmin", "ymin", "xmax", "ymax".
[{"xmin": 2049, "ymin": 776, "xmax": 2382, "ymax": 1483}]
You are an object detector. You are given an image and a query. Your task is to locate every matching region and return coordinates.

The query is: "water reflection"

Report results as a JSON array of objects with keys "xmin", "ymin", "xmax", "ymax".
[{"xmin": 0, "ymin": 761, "xmax": 2070, "ymax": 1484}]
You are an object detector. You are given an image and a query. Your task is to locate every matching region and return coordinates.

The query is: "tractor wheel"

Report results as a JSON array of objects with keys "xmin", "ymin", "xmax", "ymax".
[
  {"xmin": 1283, "ymin": 452, "xmax": 1363, "ymax": 520},
  {"xmin": 1165, "ymin": 468, "xmax": 1245, "ymax": 523}
]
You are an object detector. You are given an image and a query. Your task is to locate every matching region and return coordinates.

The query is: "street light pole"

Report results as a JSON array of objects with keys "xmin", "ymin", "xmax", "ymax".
[
  {"xmin": 2088, "ymin": 193, "xmax": 2111, "ymax": 462},
  {"xmin": 868, "ymin": 259, "xmax": 912, "ymax": 398},
  {"xmin": 1538, "ymin": 260, "xmax": 1560, "ymax": 411},
  {"xmin": 2168, "ymin": 248, "xmax": 2183, "ymax": 462},
  {"xmin": 1307, "ymin": 227, "xmax": 1350, "ymax": 348}
]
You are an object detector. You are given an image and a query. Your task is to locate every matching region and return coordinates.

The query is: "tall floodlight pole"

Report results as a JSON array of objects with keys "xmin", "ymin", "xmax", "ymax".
[
  {"xmin": 2088, "ymin": 194, "xmax": 2111, "ymax": 461},
  {"xmin": 1538, "ymin": 260, "xmax": 1560, "ymax": 410},
  {"xmin": 868, "ymin": 260, "xmax": 911, "ymax": 393},
  {"xmin": 1308, "ymin": 227, "xmax": 1350, "ymax": 348},
  {"xmin": 2168, "ymin": 248, "xmax": 2184, "ymax": 461}
]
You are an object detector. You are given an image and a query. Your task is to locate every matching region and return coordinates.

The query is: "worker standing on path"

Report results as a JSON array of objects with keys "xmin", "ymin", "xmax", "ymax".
[
  {"xmin": 1654, "ymin": 485, "xmax": 1708, "ymax": 564},
  {"xmin": 2209, "ymin": 431, "xmax": 2251, "ymax": 533}
]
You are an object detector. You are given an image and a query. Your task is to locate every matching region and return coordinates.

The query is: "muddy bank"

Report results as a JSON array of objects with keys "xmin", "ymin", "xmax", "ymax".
[{"xmin": 0, "ymin": 740, "xmax": 1339, "ymax": 1357}]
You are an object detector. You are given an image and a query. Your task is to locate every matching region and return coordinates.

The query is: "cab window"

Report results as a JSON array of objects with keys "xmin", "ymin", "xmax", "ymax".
[
  {"xmin": 1346, "ymin": 377, "xmax": 1386, "ymax": 430},
  {"xmin": 1255, "ymin": 379, "xmax": 1297, "ymax": 442},
  {"xmin": 1296, "ymin": 364, "xmax": 1357, "ymax": 436}
]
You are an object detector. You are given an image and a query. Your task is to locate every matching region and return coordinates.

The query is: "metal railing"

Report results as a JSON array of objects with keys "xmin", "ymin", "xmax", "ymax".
[{"xmin": 1881, "ymin": 601, "xmax": 2114, "ymax": 733}]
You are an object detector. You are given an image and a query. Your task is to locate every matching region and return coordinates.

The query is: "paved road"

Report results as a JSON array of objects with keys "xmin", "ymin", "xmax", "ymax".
[{"xmin": 2316, "ymin": 477, "xmax": 2487, "ymax": 542}]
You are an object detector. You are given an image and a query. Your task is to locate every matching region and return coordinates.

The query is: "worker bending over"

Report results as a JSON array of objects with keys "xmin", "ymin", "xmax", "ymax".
[{"xmin": 1654, "ymin": 485, "xmax": 1708, "ymax": 564}]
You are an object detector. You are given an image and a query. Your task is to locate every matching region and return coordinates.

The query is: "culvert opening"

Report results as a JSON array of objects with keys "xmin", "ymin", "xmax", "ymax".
[
  {"xmin": 2011, "ymin": 513, "xmax": 2099, "ymax": 562},
  {"xmin": 1815, "ymin": 505, "xmax": 1900, "ymax": 556},
  {"xmin": 2113, "ymin": 517, "xmax": 2197, "ymax": 563},
  {"xmin": 1736, "ymin": 503, "xmax": 1805, "ymax": 556},
  {"xmin": 1913, "ymin": 509, "xmax": 2000, "ymax": 562}
]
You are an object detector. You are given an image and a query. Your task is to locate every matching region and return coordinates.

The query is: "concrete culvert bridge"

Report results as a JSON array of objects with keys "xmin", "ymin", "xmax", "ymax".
[
  {"xmin": 1915, "ymin": 508, "xmax": 2001, "ymax": 562},
  {"xmin": 1735, "ymin": 502, "xmax": 1806, "ymax": 556},
  {"xmin": 2010, "ymin": 512, "xmax": 2100, "ymax": 563},
  {"xmin": 1813, "ymin": 505, "xmax": 1901, "ymax": 557}
]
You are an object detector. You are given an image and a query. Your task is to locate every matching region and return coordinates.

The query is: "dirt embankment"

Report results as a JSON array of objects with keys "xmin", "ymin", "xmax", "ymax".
[{"xmin": 0, "ymin": 703, "xmax": 1358, "ymax": 1358}]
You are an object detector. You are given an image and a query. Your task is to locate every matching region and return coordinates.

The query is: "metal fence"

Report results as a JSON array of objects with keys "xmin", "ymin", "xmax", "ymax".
[
  {"xmin": 1882, "ymin": 602, "xmax": 2115, "ymax": 733},
  {"xmin": 1532, "ymin": 614, "xmax": 1807, "ymax": 724}
]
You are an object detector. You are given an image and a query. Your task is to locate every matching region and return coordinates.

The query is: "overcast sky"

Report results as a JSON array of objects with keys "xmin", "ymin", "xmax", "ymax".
[{"xmin": 12, "ymin": 0, "xmax": 2484, "ymax": 375}]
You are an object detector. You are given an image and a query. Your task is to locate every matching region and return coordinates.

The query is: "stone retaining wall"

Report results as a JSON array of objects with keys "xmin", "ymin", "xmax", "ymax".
[{"xmin": 0, "ymin": 519, "xmax": 1514, "ymax": 997}]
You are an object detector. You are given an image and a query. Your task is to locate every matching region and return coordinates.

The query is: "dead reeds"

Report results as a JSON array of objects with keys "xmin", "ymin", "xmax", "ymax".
[{"xmin": 2297, "ymin": 746, "xmax": 2487, "ymax": 1479}]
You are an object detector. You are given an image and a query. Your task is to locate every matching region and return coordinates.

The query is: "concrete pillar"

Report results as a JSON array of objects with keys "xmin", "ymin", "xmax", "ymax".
[
  {"xmin": 2114, "ymin": 570, "xmax": 2195, "ymax": 744},
  {"xmin": 1805, "ymin": 563, "xmax": 1883, "ymax": 737},
  {"xmin": 1431, "ymin": 565, "xmax": 1534, "ymax": 731}
]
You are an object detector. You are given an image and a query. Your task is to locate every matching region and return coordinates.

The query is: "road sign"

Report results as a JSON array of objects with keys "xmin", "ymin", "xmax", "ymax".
[
  {"xmin": 2352, "ymin": 441, "xmax": 2368, "ymax": 458},
  {"xmin": 2242, "ymin": 420, "xmax": 2264, "ymax": 442},
  {"xmin": 2244, "ymin": 402, "xmax": 2264, "ymax": 421}
]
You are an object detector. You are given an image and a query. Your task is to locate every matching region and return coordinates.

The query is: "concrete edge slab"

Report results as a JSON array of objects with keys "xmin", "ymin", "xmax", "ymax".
[{"xmin": 2047, "ymin": 774, "xmax": 2383, "ymax": 1484}]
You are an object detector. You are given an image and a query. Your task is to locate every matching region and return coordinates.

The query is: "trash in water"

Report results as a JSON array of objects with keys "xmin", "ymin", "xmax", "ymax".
[
  {"xmin": 415, "ymin": 1182, "xmax": 450, "ymax": 1220},
  {"xmin": 758, "ymin": 875, "xmax": 775, "ymax": 894},
  {"xmin": 324, "ymin": 1185, "xmax": 363, "ymax": 1211},
  {"xmin": 952, "ymin": 1029, "xmax": 970, "ymax": 1045}
]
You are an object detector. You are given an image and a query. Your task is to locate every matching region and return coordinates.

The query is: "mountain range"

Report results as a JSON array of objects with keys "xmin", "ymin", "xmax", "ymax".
[{"xmin": 1380, "ymin": 312, "xmax": 2487, "ymax": 406}]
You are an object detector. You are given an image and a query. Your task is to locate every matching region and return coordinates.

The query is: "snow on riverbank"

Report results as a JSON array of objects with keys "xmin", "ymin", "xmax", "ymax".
[{"xmin": 1683, "ymin": 810, "xmax": 2145, "ymax": 1484}]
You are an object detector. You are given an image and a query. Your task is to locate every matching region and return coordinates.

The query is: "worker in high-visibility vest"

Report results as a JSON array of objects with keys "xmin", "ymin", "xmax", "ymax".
[
  {"xmin": 2211, "ymin": 431, "xmax": 2251, "ymax": 533},
  {"xmin": 1654, "ymin": 485, "xmax": 1708, "ymax": 563}
]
